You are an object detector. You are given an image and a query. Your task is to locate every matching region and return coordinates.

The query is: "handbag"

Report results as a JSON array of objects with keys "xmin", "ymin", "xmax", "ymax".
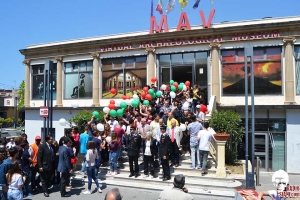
[
  {"xmin": 70, "ymin": 157, "xmax": 77, "ymax": 165},
  {"xmin": 153, "ymin": 159, "xmax": 160, "ymax": 169}
]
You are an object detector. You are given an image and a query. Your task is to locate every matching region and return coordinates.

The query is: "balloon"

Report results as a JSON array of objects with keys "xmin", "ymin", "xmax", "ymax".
[
  {"xmin": 120, "ymin": 102, "xmax": 127, "ymax": 109},
  {"xmin": 109, "ymin": 110, "xmax": 117, "ymax": 117},
  {"xmin": 185, "ymin": 81, "xmax": 190, "ymax": 86},
  {"xmin": 166, "ymin": 85, "xmax": 169, "ymax": 91},
  {"xmin": 96, "ymin": 118, "xmax": 100, "ymax": 121},
  {"xmin": 145, "ymin": 94, "xmax": 152, "ymax": 100},
  {"xmin": 143, "ymin": 87, "xmax": 148, "ymax": 93},
  {"xmin": 170, "ymin": 91, "xmax": 176, "ymax": 98},
  {"xmin": 174, "ymin": 82, "xmax": 179, "ymax": 88},
  {"xmin": 131, "ymin": 99, "xmax": 139, "ymax": 107},
  {"xmin": 103, "ymin": 107, "xmax": 110, "ymax": 113},
  {"xmin": 161, "ymin": 84, "xmax": 167, "ymax": 90},
  {"xmin": 171, "ymin": 86, "xmax": 176, "ymax": 92},
  {"xmin": 180, "ymin": 124, "xmax": 187, "ymax": 131},
  {"xmin": 170, "ymin": 80, "xmax": 174, "ymax": 85},
  {"xmin": 183, "ymin": 85, "xmax": 187, "ymax": 91},
  {"xmin": 117, "ymin": 109, "xmax": 124, "ymax": 117},
  {"xmin": 143, "ymin": 100, "xmax": 150, "ymax": 106},
  {"xmin": 71, "ymin": 100, "xmax": 79, "ymax": 108},
  {"xmin": 106, "ymin": 136, "xmax": 112, "ymax": 143},
  {"xmin": 126, "ymin": 96, "xmax": 131, "ymax": 100},
  {"xmin": 115, "ymin": 100, "xmax": 121, "ymax": 107},
  {"xmin": 110, "ymin": 100, "xmax": 115, "ymax": 104},
  {"xmin": 126, "ymin": 99, "xmax": 131, "ymax": 105},
  {"xmin": 180, "ymin": 82, "xmax": 184, "ymax": 86},
  {"xmin": 122, "ymin": 95, "xmax": 127, "ymax": 100},
  {"xmin": 59, "ymin": 118, "xmax": 67, "ymax": 126},
  {"xmin": 156, "ymin": 91, "xmax": 162, "ymax": 97},
  {"xmin": 110, "ymin": 88, "xmax": 117, "ymax": 94},
  {"xmin": 178, "ymin": 84, "xmax": 183, "ymax": 90},
  {"xmin": 108, "ymin": 104, "xmax": 116, "ymax": 110},
  {"xmin": 133, "ymin": 94, "xmax": 139, "ymax": 100},
  {"xmin": 148, "ymin": 89, "xmax": 154, "ymax": 94},
  {"xmin": 141, "ymin": 92, "xmax": 146, "ymax": 98},
  {"xmin": 92, "ymin": 111, "xmax": 100, "ymax": 118},
  {"xmin": 151, "ymin": 77, "xmax": 157, "ymax": 82},
  {"xmin": 97, "ymin": 124, "xmax": 104, "ymax": 131}
]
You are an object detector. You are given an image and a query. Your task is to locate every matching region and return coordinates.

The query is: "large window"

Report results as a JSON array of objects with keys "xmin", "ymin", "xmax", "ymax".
[
  {"xmin": 295, "ymin": 46, "xmax": 300, "ymax": 95},
  {"xmin": 64, "ymin": 61, "xmax": 93, "ymax": 99},
  {"xmin": 32, "ymin": 64, "xmax": 57, "ymax": 100},
  {"xmin": 222, "ymin": 47, "xmax": 282, "ymax": 95},
  {"xmin": 102, "ymin": 56, "xmax": 147, "ymax": 98}
]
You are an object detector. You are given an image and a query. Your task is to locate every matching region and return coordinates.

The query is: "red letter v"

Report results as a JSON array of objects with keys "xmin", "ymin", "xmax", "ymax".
[{"xmin": 199, "ymin": 9, "xmax": 215, "ymax": 28}]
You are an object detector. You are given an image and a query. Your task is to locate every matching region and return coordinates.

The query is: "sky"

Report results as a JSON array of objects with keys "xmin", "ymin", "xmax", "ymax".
[{"xmin": 0, "ymin": 0, "xmax": 300, "ymax": 89}]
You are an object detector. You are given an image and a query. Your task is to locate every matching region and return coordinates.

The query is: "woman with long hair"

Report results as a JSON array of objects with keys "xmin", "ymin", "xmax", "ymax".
[
  {"xmin": 6, "ymin": 161, "xmax": 25, "ymax": 200},
  {"xmin": 100, "ymin": 123, "xmax": 111, "ymax": 166},
  {"xmin": 108, "ymin": 131, "xmax": 119, "ymax": 176},
  {"xmin": 82, "ymin": 141, "xmax": 102, "ymax": 194},
  {"xmin": 52, "ymin": 140, "xmax": 61, "ymax": 187}
]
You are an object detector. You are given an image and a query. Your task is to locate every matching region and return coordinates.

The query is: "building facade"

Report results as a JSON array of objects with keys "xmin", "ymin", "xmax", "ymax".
[{"xmin": 20, "ymin": 16, "xmax": 300, "ymax": 173}]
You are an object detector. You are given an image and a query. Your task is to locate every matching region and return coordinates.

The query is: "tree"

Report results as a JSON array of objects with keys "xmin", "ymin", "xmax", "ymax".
[{"xmin": 17, "ymin": 80, "xmax": 25, "ymax": 110}]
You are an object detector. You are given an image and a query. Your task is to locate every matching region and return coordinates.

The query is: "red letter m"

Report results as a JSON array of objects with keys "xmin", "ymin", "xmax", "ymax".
[{"xmin": 150, "ymin": 15, "xmax": 169, "ymax": 34}]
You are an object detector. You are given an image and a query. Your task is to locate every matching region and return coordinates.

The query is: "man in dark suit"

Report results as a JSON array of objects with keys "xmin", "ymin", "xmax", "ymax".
[
  {"xmin": 37, "ymin": 135, "xmax": 54, "ymax": 197},
  {"xmin": 57, "ymin": 137, "xmax": 73, "ymax": 197},
  {"xmin": 126, "ymin": 126, "xmax": 141, "ymax": 178},
  {"xmin": 159, "ymin": 125, "xmax": 171, "ymax": 181}
]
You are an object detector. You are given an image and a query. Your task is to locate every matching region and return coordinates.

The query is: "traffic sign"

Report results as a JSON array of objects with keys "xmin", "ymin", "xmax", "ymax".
[{"xmin": 40, "ymin": 106, "xmax": 48, "ymax": 118}]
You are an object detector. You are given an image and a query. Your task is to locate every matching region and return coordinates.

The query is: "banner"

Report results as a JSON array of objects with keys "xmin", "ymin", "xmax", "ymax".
[
  {"xmin": 166, "ymin": 0, "xmax": 176, "ymax": 14},
  {"xmin": 156, "ymin": 0, "xmax": 164, "ymax": 14},
  {"xmin": 179, "ymin": 0, "xmax": 188, "ymax": 11},
  {"xmin": 193, "ymin": 0, "xmax": 201, "ymax": 9}
]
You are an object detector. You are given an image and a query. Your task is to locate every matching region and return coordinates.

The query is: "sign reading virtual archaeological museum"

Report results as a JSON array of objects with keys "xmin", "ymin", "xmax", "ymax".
[{"xmin": 99, "ymin": 10, "xmax": 281, "ymax": 53}]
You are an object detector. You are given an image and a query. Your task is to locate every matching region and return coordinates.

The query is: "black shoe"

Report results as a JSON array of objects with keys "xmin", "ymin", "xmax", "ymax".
[
  {"xmin": 135, "ymin": 174, "xmax": 139, "ymax": 178},
  {"xmin": 61, "ymin": 194, "xmax": 71, "ymax": 197},
  {"xmin": 163, "ymin": 177, "xmax": 171, "ymax": 181},
  {"xmin": 37, "ymin": 185, "xmax": 42, "ymax": 189},
  {"xmin": 44, "ymin": 193, "xmax": 49, "ymax": 197},
  {"xmin": 129, "ymin": 174, "xmax": 134, "ymax": 177}
]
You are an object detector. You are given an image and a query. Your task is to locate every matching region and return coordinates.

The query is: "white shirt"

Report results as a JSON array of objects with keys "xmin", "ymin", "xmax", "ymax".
[
  {"xmin": 8, "ymin": 173, "xmax": 23, "ymax": 190},
  {"xmin": 144, "ymin": 140, "xmax": 151, "ymax": 156},
  {"xmin": 108, "ymin": 120, "xmax": 118, "ymax": 132},
  {"xmin": 198, "ymin": 129, "xmax": 213, "ymax": 151},
  {"xmin": 268, "ymin": 190, "xmax": 281, "ymax": 200}
]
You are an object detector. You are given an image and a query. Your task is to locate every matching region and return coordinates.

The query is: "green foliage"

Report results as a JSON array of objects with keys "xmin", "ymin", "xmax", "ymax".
[
  {"xmin": 68, "ymin": 110, "xmax": 105, "ymax": 133},
  {"xmin": 209, "ymin": 110, "xmax": 244, "ymax": 165},
  {"xmin": 17, "ymin": 80, "xmax": 25, "ymax": 110},
  {"xmin": 0, "ymin": 117, "xmax": 14, "ymax": 127}
]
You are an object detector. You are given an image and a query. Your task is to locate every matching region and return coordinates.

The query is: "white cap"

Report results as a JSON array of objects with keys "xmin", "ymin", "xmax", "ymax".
[{"xmin": 196, "ymin": 105, "xmax": 200, "ymax": 108}]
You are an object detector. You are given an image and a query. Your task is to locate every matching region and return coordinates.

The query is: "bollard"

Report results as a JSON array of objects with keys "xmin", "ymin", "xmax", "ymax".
[{"xmin": 256, "ymin": 156, "xmax": 261, "ymax": 186}]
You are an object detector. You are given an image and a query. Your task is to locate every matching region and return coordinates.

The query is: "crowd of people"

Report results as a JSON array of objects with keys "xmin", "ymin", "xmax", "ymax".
[{"xmin": 0, "ymin": 83, "xmax": 214, "ymax": 200}]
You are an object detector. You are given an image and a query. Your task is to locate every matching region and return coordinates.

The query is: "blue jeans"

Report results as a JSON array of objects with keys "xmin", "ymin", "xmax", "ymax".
[
  {"xmin": 200, "ymin": 150, "xmax": 209, "ymax": 171},
  {"xmin": 116, "ymin": 147, "xmax": 122, "ymax": 160},
  {"xmin": 109, "ymin": 151, "xmax": 118, "ymax": 171},
  {"xmin": 94, "ymin": 153, "xmax": 102, "ymax": 176},
  {"xmin": 190, "ymin": 142, "xmax": 200, "ymax": 167},
  {"xmin": 23, "ymin": 171, "xmax": 31, "ymax": 195},
  {"xmin": 7, "ymin": 189, "xmax": 23, "ymax": 200},
  {"xmin": 80, "ymin": 154, "xmax": 86, "ymax": 172},
  {"xmin": 0, "ymin": 189, "xmax": 7, "ymax": 200},
  {"xmin": 86, "ymin": 166, "xmax": 100, "ymax": 190}
]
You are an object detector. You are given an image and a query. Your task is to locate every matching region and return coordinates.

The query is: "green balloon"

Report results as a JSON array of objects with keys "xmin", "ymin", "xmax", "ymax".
[
  {"xmin": 117, "ymin": 109, "xmax": 124, "ymax": 117},
  {"xmin": 109, "ymin": 110, "xmax": 117, "ymax": 117},
  {"xmin": 156, "ymin": 91, "xmax": 162, "ymax": 97},
  {"xmin": 96, "ymin": 118, "xmax": 100, "ymax": 121},
  {"xmin": 171, "ymin": 86, "xmax": 176, "ymax": 92},
  {"xmin": 131, "ymin": 99, "xmax": 139, "ymax": 107},
  {"xmin": 180, "ymin": 82, "xmax": 184, "ymax": 86},
  {"xmin": 170, "ymin": 80, "xmax": 174, "ymax": 85},
  {"xmin": 92, "ymin": 111, "xmax": 100, "ymax": 118},
  {"xmin": 148, "ymin": 89, "xmax": 154, "ymax": 94},
  {"xmin": 143, "ymin": 100, "xmax": 150, "ymax": 106},
  {"xmin": 120, "ymin": 102, "xmax": 127, "ymax": 109},
  {"xmin": 178, "ymin": 84, "xmax": 183, "ymax": 90}
]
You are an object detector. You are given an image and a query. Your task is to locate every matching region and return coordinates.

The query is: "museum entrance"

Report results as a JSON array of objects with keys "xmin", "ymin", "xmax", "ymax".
[{"xmin": 172, "ymin": 65, "xmax": 193, "ymax": 83}]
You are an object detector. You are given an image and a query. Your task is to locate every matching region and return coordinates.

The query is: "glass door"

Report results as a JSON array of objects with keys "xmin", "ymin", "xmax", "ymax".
[
  {"xmin": 171, "ymin": 65, "xmax": 193, "ymax": 83},
  {"xmin": 254, "ymin": 133, "xmax": 269, "ymax": 171},
  {"xmin": 161, "ymin": 67, "xmax": 170, "ymax": 85}
]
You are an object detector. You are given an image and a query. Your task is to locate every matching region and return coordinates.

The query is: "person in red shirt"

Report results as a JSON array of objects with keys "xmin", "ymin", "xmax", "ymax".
[
  {"xmin": 199, "ymin": 99, "xmax": 209, "ymax": 115},
  {"xmin": 71, "ymin": 126, "xmax": 80, "ymax": 156},
  {"xmin": 114, "ymin": 121, "xmax": 125, "ymax": 163}
]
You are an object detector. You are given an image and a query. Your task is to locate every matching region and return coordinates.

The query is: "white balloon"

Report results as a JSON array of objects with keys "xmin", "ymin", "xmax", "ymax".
[
  {"xmin": 59, "ymin": 118, "xmax": 67, "ymax": 126},
  {"xmin": 106, "ymin": 136, "xmax": 112, "ymax": 143},
  {"xmin": 126, "ymin": 99, "xmax": 131, "ymax": 105},
  {"xmin": 115, "ymin": 100, "xmax": 121, "ymax": 107},
  {"xmin": 180, "ymin": 124, "xmax": 186, "ymax": 131},
  {"xmin": 182, "ymin": 102, "xmax": 189, "ymax": 110},
  {"xmin": 161, "ymin": 84, "xmax": 166, "ymax": 90},
  {"xmin": 103, "ymin": 107, "xmax": 110, "ymax": 113},
  {"xmin": 170, "ymin": 91, "xmax": 176, "ymax": 98},
  {"xmin": 133, "ymin": 94, "xmax": 139, "ymax": 100},
  {"xmin": 97, "ymin": 123, "xmax": 104, "ymax": 131},
  {"xmin": 71, "ymin": 100, "xmax": 79, "ymax": 108},
  {"xmin": 183, "ymin": 85, "xmax": 187, "ymax": 91}
]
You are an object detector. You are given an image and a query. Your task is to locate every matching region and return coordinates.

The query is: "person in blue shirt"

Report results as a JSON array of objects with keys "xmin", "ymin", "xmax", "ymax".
[
  {"xmin": 0, "ymin": 147, "xmax": 19, "ymax": 200},
  {"xmin": 21, "ymin": 142, "xmax": 33, "ymax": 197},
  {"xmin": 78, "ymin": 126, "xmax": 89, "ymax": 175}
]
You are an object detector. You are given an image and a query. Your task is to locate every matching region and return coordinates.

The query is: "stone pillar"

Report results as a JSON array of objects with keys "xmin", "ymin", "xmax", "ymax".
[
  {"xmin": 215, "ymin": 139, "xmax": 227, "ymax": 178},
  {"xmin": 55, "ymin": 57, "xmax": 63, "ymax": 107},
  {"xmin": 22, "ymin": 59, "xmax": 31, "ymax": 107},
  {"xmin": 283, "ymin": 37, "xmax": 297, "ymax": 104},
  {"xmin": 209, "ymin": 43, "xmax": 221, "ymax": 103},
  {"xmin": 146, "ymin": 48, "xmax": 156, "ymax": 85},
  {"xmin": 91, "ymin": 53, "xmax": 100, "ymax": 106}
]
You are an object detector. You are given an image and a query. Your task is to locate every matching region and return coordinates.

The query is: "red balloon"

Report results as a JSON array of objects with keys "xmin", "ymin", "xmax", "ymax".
[
  {"xmin": 143, "ymin": 87, "xmax": 148, "ymax": 93},
  {"xmin": 110, "ymin": 88, "xmax": 116, "ymax": 94},
  {"xmin": 108, "ymin": 104, "xmax": 116, "ymax": 110},
  {"xmin": 122, "ymin": 95, "xmax": 127, "ymax": 100},
  {"xmin": 126, "ymin": 96, "xmax": 130, "ymax": 100},
  {"xmin": 141, "ymin": 92, "xmax": 146, "ymax": 98},
  {"xmin": 174, "ymin": 82, "xmax": 179, "ymax": 88},
  {"xmin": 166, "ymin": 85, "xmax": 169, "ymax": 91},
  {"xmin": 145, "ymin": 94, "xmax": 152, "ymax": 100},
  {"xmin": 151, "ymin": 77, "xmax": 157, "ymax": 83},
  {"xmin": 185, "ymin": 81, "xmax": 190, "ymax": 86}
]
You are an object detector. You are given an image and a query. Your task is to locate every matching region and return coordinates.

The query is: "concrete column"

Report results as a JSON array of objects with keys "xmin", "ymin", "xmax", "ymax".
[
  {"xmin": 146, "ymin": 48, "xmax": 156, "ymax": 85},
  {"xmin": 22, "ymin": 59, "xmax": 31, "ymax": 107},
  {"xmin": 283, "ymin": 37, "xmax": 297, "ymax": 105},
  {"xmin": 55, "ymin": 57, "xmax": 63, "ymax": 107},
  {"xmin": 215, "ymin": 139, "xmax": 227, "ymax": 178},
  {"xmin": 91, "ymin": 53, "xmax": 100, "ymax": 106},
  {"xmin": 209, "ymin": 43, "xmax": 221, "ymax": 103}
]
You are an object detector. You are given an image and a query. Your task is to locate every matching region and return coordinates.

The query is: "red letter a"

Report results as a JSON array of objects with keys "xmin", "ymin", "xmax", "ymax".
[
  {"xmin": 150, "ymin": 15, "xmax": 169, "ymax": 34},
  {"xmin": 177, "ymin": 12, "xmax": 191, "ymax": 31},
  {"xmin": 199, "ymin": 9, "xmax": 215, "ymax": 28}
]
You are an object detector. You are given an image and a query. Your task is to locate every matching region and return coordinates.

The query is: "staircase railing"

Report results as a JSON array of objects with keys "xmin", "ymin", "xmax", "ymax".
[
  {"xmin": 205, "ymin": 95, "xmax": 216, "ymax": 121},
  {"xmin": 209, "ymin": 136, "xmax": 217, "ymax": 166}
]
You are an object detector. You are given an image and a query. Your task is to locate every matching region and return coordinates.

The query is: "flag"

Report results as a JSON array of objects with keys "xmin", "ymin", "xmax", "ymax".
[
  {"xmin": 151, "ymin": 0, "xmax": 154, "ymax": 16},
  {"xmin": 211, "ymin": 0, "xmax": 214, "ymax": 4},
  {"xmin": 166, "ymin": 0, "xmax": 176, "ymax": 14},
  {"xmin": 193, "ymin": 0, "xmax": 201, "ymax": 9},
  {"xmin": 156, "ymin": 0, "xmax": 164, "ymax": 14},
  {"xmin": 179, "ymin": 0, "xmax": 188, "ymax": 11}
]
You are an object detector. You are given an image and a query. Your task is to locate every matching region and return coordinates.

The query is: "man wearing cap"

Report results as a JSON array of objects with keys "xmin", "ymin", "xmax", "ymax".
[
  {"xmin": 126, "ymin": 126, "xmax": 141, "ymax": 178},
  {"xmin": 29, "ymin": 135, "xmax": 42, "ymax": 192},
  {"xmin": 158, "ymin": 174, "xmax": 193, "ymax": 200},
  {"xmin": 159, "ymin": 125, "xmax": 171, "ymax": 181}
]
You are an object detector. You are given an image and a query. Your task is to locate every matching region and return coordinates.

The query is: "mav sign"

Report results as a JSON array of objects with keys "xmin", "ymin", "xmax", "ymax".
[{"xmin": 150, "ymin": 10, "xmax": 215, "ymax": 34}]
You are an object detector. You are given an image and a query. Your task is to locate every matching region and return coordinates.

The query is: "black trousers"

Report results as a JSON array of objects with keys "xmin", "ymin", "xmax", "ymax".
[
  {"xmin": 144, "ymin": 155, "xmax": 154, "ymax": 175},
  {"xmin": 128, "ymin": 156, "xmax": 139, "ymax": 175},
  {"xmin": 170, "ymin": 141, "xmax": 180, "ymax": 165},
  {"xmin": 161, "ymin": 157, "xmax": 170, "ymax": 178},
  {"xmin": 30, "ymin": 165, "xmax": 40, "ymax": 190},
  {"xmin": 40, "ymin": 170, "xmax": 52, "ymax": 193},
  {"xmin": 60, "ymin": 172, "xmax": 70, "ymax": 195}
]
